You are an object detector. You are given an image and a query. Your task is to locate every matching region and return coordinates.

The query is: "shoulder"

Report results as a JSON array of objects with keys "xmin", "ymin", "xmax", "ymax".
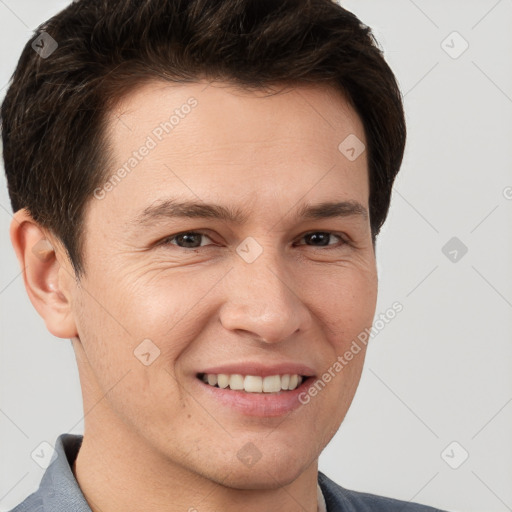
[
  {"xmin": 6, "ymin": 493, "xmax": 44, "ymax": 512},
  {"xmin": 318, "ymin": 472, "xmax": 448, "ymax": 512},
  {"xmin": 6, "ymin": 433, "xmax": 87, "ymax": 512}
]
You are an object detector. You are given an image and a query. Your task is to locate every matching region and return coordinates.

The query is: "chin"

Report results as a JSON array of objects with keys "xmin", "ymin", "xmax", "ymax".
[
  {"xmin": 198, "ymin": 446, "xmax": 312, "ymax": 491},
  {"xmin": 219, "ymin": 463, "xmax": 307, "ymax": 490}
]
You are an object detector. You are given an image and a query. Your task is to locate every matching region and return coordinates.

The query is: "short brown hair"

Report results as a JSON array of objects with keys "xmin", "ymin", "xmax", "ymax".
[{"xmin": 1, "ymin": 0, "xmax": 406, "ymax": 278}]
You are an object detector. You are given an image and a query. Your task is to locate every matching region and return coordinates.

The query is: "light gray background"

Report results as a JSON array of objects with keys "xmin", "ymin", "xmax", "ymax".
[{"xmin": 1, "ymin": 1, "xmax": 511, "ymax": 511}]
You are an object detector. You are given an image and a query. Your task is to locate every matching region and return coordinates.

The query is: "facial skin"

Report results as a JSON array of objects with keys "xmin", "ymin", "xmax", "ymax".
[{"xmin": 11, "ymin": 81, "xmax": 377, "ymax": 512}]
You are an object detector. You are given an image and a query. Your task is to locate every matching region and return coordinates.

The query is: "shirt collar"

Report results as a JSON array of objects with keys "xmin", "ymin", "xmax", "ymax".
[{"xmin": 38, "ymin": 433, "xmax": 91, "ymax": 512}]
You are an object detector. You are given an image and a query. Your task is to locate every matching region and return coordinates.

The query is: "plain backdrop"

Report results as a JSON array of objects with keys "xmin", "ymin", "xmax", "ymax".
[{"xmin": 1, "ymin": 1, "xmax": 511, "ymax": 511}]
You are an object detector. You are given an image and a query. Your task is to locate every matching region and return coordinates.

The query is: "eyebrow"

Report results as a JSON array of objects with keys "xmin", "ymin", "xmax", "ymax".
[{"xmin": 131, "ymin": 198, "xmax": 368, "ymax": 227}]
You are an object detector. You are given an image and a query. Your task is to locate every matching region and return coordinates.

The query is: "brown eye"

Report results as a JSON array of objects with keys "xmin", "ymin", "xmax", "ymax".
[
  {"xmin": 161, "ymin": 231, "xmax": 214, "ymax": 249},
  {"xmin": 297, "ymin": 232, "xmax": 346, "ymax": 248}
]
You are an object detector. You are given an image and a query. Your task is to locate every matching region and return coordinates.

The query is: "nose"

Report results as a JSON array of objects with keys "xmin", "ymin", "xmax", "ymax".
[{"xmin": 218, "ymin": 250, "xmax": 313, "ymax": 344}]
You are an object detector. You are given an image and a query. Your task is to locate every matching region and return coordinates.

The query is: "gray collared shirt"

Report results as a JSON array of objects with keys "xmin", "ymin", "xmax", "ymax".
[
  {"xmin": 10, "ymin": 434, "xmax": 90, "ymax": 512},
  {"xmin": 9, "ymin": 433, "xmax": 447, "ymax": 512}
]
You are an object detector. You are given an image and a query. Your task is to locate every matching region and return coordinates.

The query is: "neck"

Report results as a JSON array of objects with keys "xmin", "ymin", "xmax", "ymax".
[{"xmin": 73, "ymin": 413, "xmax": 321, "ymax": 512}]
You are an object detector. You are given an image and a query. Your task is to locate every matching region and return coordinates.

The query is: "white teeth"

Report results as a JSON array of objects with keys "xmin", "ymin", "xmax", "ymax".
[
  {"xmin": 263, "ymin": 375, "xmax": 281, "ymax": 393},
  {"xmin": 200, "ymin": 373, "xmax": 305, "ymax": 393},
  {"xmin": 217, "ymin": 374, "xmax": 230, "ymax": 388},
  {"xmin": 229, "ymin": 374, "xmax": 244, "ymax": 390},
  {"xmin": 244, "ymin": 375, "xmax": 263, "ymax": 393}
]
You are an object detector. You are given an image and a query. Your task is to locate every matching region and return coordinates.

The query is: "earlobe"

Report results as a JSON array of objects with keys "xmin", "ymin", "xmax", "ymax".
[{"xmin": 9, "ymin": 208, "xmax": 78, "ymax": 339}]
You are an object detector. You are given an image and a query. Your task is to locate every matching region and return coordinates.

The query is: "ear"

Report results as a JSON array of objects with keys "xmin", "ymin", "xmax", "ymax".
[{"xmin": 9, "ymin": 208, "xmax": 78, "ymax": 339}]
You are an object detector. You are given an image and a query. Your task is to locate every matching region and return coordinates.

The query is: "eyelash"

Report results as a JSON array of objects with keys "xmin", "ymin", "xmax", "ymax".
[{"xmin": 159, "ymin": 231, "xmax": 349, "ymax": 250}]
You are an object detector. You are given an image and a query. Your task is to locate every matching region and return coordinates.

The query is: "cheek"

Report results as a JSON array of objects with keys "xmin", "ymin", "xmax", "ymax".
[
  {"xmin": 72, "ymin": 266, "xmax": 222, "ymax": 419},
  {"xmin": 77, "ymin": 262, "xmax": 209, "ymax": 347},
  {"xmin": 73, "ymin": 286, "xmax": 191, "ymax": 430},
  {"xmin": 302, "ymin": 263, "xmax": 378, "ymax": 340}
]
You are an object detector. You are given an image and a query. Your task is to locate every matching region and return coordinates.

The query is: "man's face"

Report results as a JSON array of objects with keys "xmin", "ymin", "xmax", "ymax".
[{"xmin": 70, "ymin": 81, "xmax": 377, "ymax": 488}]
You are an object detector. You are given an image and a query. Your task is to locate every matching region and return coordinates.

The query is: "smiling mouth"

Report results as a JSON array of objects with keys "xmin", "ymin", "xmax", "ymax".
[{"xmin": 197, "ymin": 372, "xmax": 307, "ymax": 393}]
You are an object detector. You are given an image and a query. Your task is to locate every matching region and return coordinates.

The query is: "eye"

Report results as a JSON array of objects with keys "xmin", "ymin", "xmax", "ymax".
[
  {"xmin": 159, "ymin": 230, "xmax": 348, "ymax": 250},
  {"xmin": 160, "ymin": 231, "xmax": 215, "ymax": 249},
  {"xmin": 295, "ymin": 232, "xmax": 347, "ymax": 248}
]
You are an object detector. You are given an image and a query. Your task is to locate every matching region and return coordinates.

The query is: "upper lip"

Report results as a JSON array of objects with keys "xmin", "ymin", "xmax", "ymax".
[{"xmin": 197, "ymin": 362, "xmax": 316, "ymax": 378}]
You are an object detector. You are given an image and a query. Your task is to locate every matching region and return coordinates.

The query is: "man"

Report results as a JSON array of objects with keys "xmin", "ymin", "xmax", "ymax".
[{"xmin": 1, "ymin": 0, "xmax": 448, "ymax": 510}]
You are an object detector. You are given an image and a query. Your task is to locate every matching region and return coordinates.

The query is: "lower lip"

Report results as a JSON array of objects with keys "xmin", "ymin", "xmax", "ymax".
[{"xmin": 193, "ymin": 377, "xmax": 314, "ymax": 417}]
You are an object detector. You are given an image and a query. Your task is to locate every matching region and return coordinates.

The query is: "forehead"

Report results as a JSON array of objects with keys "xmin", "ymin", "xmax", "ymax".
[
  {"xmin": 105, "ymin": 79, "xmax": 366, "ymax": 159},
  {"xmin": 93, "ymin": 80, "xmax": 368, "ymax": 228}
]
